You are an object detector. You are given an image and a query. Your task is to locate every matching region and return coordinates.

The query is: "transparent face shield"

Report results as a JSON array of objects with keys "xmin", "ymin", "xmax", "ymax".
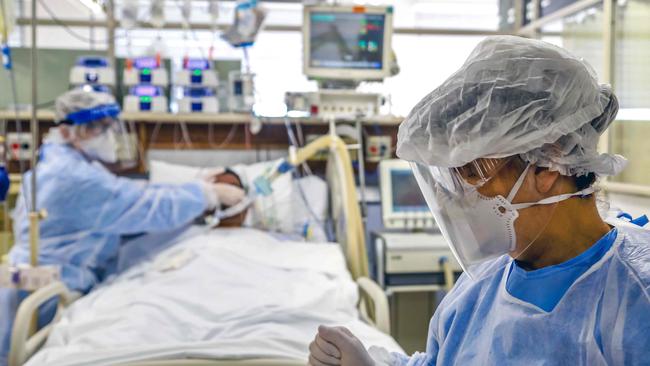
[
  {"xmin": 410, "ymin": 157, "xmax": 576, "ymax": 280},
  {"xmin": 74, "ymin": 118, "xmax": 139, "ymax": 170}
]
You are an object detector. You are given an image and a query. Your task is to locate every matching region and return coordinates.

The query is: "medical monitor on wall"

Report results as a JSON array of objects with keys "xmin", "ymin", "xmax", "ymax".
[
  {"xmin": 303, "ymin": 5, "xmax": 393, "ymax": 81},
  {"xmin": 379, "ymin": 159, "xmax": 435, "ymax": 230}
]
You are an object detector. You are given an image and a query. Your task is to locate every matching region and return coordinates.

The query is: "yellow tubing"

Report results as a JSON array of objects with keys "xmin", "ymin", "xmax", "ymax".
[
  {"xmin": 289, "ymin": 135, "xmax": 368, "ymax": 279},
  {"xmin": 29, "ymin": 212, "xmax": 39, "ymax": 267}
]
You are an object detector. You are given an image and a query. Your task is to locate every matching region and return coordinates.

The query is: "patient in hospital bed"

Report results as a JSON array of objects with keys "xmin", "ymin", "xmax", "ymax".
[
  {"xmin": 207, "ymin": 168, "xmax": 248, "ymax": 228},
  {"xmin": 118, "ymin": 160, "xmax": 330, "ymax": 271},
  {"xmin": 23, "ymin": 160, "xmax": 402, "ymax": 366}
]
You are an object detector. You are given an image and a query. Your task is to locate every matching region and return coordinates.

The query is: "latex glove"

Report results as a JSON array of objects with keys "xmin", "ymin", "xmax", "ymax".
[
  {"xmin": 198, "ymin": 167, "xmax": 226, "ymax": 183},
  {"xmin": 216, "ymin": 183, "xmax": 246, "ymax": 207},
  {"xmin": 308, "ymin": 325, "xmax": 375, "ymax": 366},
  {"xmin": 201, "ymin": 182, "xmax": 246, "ymax": 210}
]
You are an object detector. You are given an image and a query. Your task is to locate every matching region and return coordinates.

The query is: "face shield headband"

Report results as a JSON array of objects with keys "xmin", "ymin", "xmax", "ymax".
[{"xmin": 63, "ymin": 103, "xmax": 121, "ymax": 125}]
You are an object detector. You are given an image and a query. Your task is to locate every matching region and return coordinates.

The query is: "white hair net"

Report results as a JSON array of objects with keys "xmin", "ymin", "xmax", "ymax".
[
  {"xmin": 54, "ymin": 89, "xmax": 118, "ymax": 123},
  {"xmin": 396, "ymin": 35, "xmax": 626, "ymax": 177}
]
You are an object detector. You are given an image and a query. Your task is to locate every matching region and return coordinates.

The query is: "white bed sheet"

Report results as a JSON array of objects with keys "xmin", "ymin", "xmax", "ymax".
[{"xmin": 27, "ymin": 228, "xmax": 403, "ymax": 366}]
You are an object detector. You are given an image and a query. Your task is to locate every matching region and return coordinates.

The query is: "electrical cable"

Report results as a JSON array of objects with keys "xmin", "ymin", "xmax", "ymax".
[
  {"xmin": 292, "ymin": 168, "xmax": 325, "ymax": 229},
  {"xmin": 149, "ymin": 121, "xmax": 162, "ymax": 146},
  {"xmin": 38, "ymin": 0, "xmax": 123, "ymax": 45},
  {"xmin": 281, "ymin": 115, "xmax": 322, "ymax": 230},
  {"xmin": 293, "ymin": 122, "xmax": 314, "ymax": 176},
  {"xmin": 179, "ymin": 121, "xmax": 193, "ymax": 147},
  {"xmin": 173, "ymin": 1, "xmax": 208, "ymax": 60},
  {"xmin": 208, "ymin": 123, "xmax": 239, "ymax": 149},
  {"xmin": 283, "ymin": 116, "xmax": 299, "ymax": 148}
]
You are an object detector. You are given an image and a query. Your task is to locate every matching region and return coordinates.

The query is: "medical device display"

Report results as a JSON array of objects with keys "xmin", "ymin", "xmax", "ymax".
[
  {"xmin": 390, "ymin": 170, "xmax": 428, "ymax": 213},
  {"xmin": 177, "ymin": 87, "xmax": 219, "ymax": 113},
  {"xmin": 303, "ymin": 5, "xmax": 393, "ymax": 81},
  {"xmin": 379, "ymin": 159, "xmax": 435, "ymax": 230},
  {"xmin": 69, "ymin": 56, "xmax": 116, "ymax": 88},
  {"xmin": 228, "ymin": 71, "xmax": 255, "ymax": 113},
  {"xmin": 285, "ymin": 89, "xmax": 383, "ymax": 119},
  {"xmin": 175, "ymin": 58, "xmax": 219, "ymax": 87},
  {"xmin": 123, "ymin": 56, "xmax": 170, "ymax": 112},
  {"xmin": 123, "ymin": 56, "xmax": 168, "ymax": 86},
  {"xmin": 123, "ymin": 85, "xmax": 167, "ymax": 112},
  {"xmin": 174, "ymin": 58, "xmax": 220, "ymax": 113}
]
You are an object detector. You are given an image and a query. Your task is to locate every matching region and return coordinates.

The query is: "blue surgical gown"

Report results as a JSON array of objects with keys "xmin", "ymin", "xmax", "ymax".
[
  {"xmin": 391, "ymin": 225, "xmax": 650, "ymax": 365},
  {"xmin": 0, "ymin": 143, "xmax": 207, "ymax": 366}
]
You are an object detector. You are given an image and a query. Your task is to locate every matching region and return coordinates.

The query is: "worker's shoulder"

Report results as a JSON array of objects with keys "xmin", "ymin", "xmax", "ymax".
[
  {"xmin": 39, "ymin": 151, "xmax": 110, "ymax": 186},
  {"xmin": 615, "ymin": 225, "xmax": 650, "ymax": 294},
  {"xmin": 451, "ymin": 256, "xmax": 510, "ymax": 294}
]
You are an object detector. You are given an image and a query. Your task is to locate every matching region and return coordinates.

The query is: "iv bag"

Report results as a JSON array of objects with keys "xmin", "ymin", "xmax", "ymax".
[
  {"xmin": 0, "ymin": 0, "xmax": 15, "ymax": 43},
  {"xmin": 181, "ymin": 0, "xmax": 192, "ymax": 22},
  {"xmin": 208, "ymin": 0, "xmax": 220, "ymax": 25},
  {"xmin": 221, "ymin": 0, "xmax": 267, "ymax": 47},
  {"xmin": 121, "ymin": 0, "xmax": 139, "ymax": 30},
  {"xmin": 150, "ymin": 0, "xmax": 165, "ymax": 29},
  {"xmin": 147, "ymin": 36, "xmax": 168, "ymax": 58}
]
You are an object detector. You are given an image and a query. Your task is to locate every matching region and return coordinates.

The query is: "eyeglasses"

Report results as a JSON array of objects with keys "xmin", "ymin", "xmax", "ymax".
[{"xmin": 452, "ymin": 157, "xmax": 514, "ymax": 187}]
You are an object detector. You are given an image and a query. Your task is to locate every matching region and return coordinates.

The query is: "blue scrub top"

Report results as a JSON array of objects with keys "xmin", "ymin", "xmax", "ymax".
[
  {"xmin": 506, "ymin": 228, "xmax": 618, "ymax": 312},
  {"xmin": 391, "ymin": 225, "xmax": 650, "ymax": 366}
]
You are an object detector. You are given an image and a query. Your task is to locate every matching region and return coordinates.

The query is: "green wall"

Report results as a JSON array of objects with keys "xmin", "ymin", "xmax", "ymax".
[
  {"xmin": 0, "ymin": 48, "xmax": 242, "ymax": 111},
  {"xmin": 0, "ymin": 48, "xmax": 107, "ymax": 110}
]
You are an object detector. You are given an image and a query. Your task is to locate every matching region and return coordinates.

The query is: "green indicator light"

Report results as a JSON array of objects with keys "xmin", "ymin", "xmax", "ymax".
[
  {"xmin": 192, "ymin": 69, "xmax": 202, "ymax": 76},
  {"xmin": 142, "ymin": 68, "xmax": 152, "ymax": 75},
  {"xmin": 140, "ymin": 96, "xmax": 152, "ymax": 103}
]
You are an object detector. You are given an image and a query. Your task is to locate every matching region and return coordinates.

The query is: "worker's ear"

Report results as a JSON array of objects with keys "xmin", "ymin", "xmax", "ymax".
[{"xmin": 533, "ymin": 167, "xmax": 560, "ymax": 195}]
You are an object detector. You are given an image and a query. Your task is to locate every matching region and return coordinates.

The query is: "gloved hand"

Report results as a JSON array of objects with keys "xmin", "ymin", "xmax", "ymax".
[
  {"xmin": 201, "ymin": 182, "xmax": 246, "ymax": 210},
  {"xmin": 308, "ymin": 325, "xmax": 375, "ymax": 366},
  {"xmin": 215, "ymin": 183, "xmax": 246, "ymax": 206},
  {"xmin": 198, "ymin": 167, "xmax": 226, "ymax": 183}
]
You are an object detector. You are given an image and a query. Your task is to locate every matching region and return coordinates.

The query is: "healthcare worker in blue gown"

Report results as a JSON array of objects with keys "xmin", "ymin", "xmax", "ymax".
[
  {"xmin": 0, "ymin": 89, "xmax": 246, "ymax": 366},
  {"xmin": 308, "ymin": 36, "xmax": 650, "ymax": 366}
]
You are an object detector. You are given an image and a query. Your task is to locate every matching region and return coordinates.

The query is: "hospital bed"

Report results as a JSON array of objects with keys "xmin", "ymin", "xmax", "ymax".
[{"xmin": 8, "ymin": 135, "xmax": 402, "ymax": 366}]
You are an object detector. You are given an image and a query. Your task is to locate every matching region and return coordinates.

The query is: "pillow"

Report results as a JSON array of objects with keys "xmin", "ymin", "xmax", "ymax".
[
  {"xmin": 149, "ymin": 160, "xmax": 203, "ymax": 184},
  {"xmin": 149, "ymin": 159, "xmax": 329, "ymax": 241},
  {"xmin": 232, "ymin": 159, "xmax": 330, "ymax": 242}
]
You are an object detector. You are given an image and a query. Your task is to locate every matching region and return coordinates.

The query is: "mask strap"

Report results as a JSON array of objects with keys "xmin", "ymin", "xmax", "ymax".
[
  {"xmin": 215, "ymin": 195, "xmax": 255, "ymax": 220},
  {"xmin": 511, "ymin": 186, "xmax": 595, "ymax": 210},
  {"xmin": 506, "ymin": 163, "xmax": 531, "ymax": 202}
]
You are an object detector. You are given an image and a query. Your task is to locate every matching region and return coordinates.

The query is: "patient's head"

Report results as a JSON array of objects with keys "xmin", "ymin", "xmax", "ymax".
[{"xmin": 214, "ymin": 169, "xmax": 247, "ymax": 228}]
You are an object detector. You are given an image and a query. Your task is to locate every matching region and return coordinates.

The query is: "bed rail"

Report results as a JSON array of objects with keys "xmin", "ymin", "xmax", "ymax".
[
  {"xmin": 10, "ymin": 135, "xmax": 380, "ymax": 365},
  {"xmin": 9, "ymin": 281, "xmax": 79, "ymax": 366},
  {"xmin": 299, "ymin": 135, "xmax": 368, "ymax": 280},
  {"xmin": 125, "ymin": 360, "xmax": 307, "ymax": 366},
  {"xmin": 357, "ymin": 276, "xmax": 391, "ymax": 334}
]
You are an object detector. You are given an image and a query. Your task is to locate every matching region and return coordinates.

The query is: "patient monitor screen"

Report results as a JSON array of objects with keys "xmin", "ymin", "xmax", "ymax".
[
  {"xmin": 391, "ymin": 170, "xmax": 428, "ymax": 212},
  {"xmin": 309, "ymin": 12, "xmax": 385, "ymax": 70}
]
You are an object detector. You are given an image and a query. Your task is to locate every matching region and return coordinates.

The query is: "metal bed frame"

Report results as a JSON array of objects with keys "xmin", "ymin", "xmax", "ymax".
[{"xmin": 9, "ymin": 135, "xmax": 391, "ymax": 366}]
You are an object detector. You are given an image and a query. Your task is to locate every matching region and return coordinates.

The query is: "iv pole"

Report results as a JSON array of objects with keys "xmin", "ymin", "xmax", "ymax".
[
  {"xmin": 28, "ymin": 0, "xmax": 40, "ymax": 267},
  {"xmin": 0, "ymin": 0, "xmax": 11, "ymax": 259}
]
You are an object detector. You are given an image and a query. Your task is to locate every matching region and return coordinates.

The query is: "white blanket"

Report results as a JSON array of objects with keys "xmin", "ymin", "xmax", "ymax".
[{"xmin": 27, "ymin": 228, "xmax": 403, "ymax": 366}]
